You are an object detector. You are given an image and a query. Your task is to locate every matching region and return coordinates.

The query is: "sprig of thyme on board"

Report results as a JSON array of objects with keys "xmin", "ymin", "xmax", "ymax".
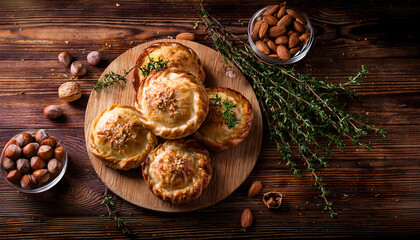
[
  {"xmin": 101, "ymin": 188, "xmax": 138, "ymax": 238},
  {"xmin": 92, "ymin": 57, "xmax": 168, "ymax": 90},
  {"xmin": 200, "ymin": 1, "xmax": 386, "ymax": 218},
  {"xmin": 210, "ymin": 94, "xmax": 240, "ymax": 128}
]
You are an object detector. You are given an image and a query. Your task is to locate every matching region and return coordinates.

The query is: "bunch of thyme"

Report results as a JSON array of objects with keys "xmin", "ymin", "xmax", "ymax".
[
  {"xmin": 101, "ymin": 188, "xmax": 138, "ymax": 238},
  {"xmin": 139, "ymin": 56, "xmax": 168, "ymax": 77},
  {"xmin": 210, "ymin": 93, "xmax": 240, "ymax": 128},
  {"xmin": 200, "ymin": 1, "xmax": 385, "ymax": 218}
]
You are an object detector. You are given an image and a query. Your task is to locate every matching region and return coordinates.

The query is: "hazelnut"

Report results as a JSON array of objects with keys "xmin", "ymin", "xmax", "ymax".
[
  {"xmin": 37, "ymin": 145, "xmax": 53, "ymax": 160},
  {"xmin": 6, "ymin": 170, "xmax": 22, "ymax": 184},
  {"xmin": 54, "ymin": 146, "xmax": 65, "ymax": 162},
  {"xmin": 58, "ymin": 51, "xmax": 72, "ymax": 66},
  {"xmin": 58, "ymin": 82, "xmax": 82, "ymax": 102},
  {"xmin": 48, "ymin": 158, "xmax": 63, "ymax": 176},
  {"xmin": 43, "ymin": 105, "xmax": 63, "ymax": 119},
  {"xmin": 2, "ymin": 157, "xmax": 15, "ymax": 171},
  {"xmin": 35, "ymin": 129, "xmax": 49, "ymax": 143},
  {"xmin": 41, "ymin": 137, "xmax": 57, "ymax": 148},
  {"xmin": 16, "ymin": 132, "xmax": 34, "ymax": 147},
  {"xmin": 6, "ymin": 138, "xmax": 19, "ymax": 147},
  {"xmin": 21, "ymin": 174, "xmax": 37, "ymax": 189},
  {"xmin": 5, "ymin": 144, "xmax": 21, "ymax": 160},
  {"xmin": 70, "ymin": 61, "xmax": 87, "ymax": 77},
  {"xmin": 87, "ymin": 51, "xmax": 101, "ymax": 65},
  {"xmin": 33, "ymin": 169, "xmax": 50, "ymax": 185},
  {"xmin": 22, "ymin": 142, "xmax": 40, "ymax": 158},
  {"xmin": 16, "ymin": 158, "xmax": 30, "ymax": 174},
  {"xmin": 30, "ymin": 156, "xmax": 46, "ymax": 171}
]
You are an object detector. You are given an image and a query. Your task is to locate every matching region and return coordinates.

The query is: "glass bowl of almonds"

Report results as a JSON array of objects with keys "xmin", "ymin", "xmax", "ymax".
[
  {"xmin": 0, "ymin": 130, "xmax": 68, "ymax": 193},
  {"xmin": 248, "ymin": 3, "xmax": 314, "ymax": 64}
]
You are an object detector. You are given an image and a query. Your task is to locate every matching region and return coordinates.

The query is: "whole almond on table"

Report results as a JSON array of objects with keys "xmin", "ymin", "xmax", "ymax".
[
  {"xmin": 176, "ymin": 32, "xmax": 195, "ymax": 41},
  {"xmin": 255, "ymin": 40, "xmax": 270, "ymax": 55},
  {"xmin": 263, "ymin": 15, "xmax": 278, "ymax": 26},
  {"xmin": 263, "ymin": 4, "xmax": 279, "ymax": 16},
  {"xmin": 288, "ymin": 32, "xmax": 300, "ymax": 48},
  {"xmin": 268, "ymin": 25, "xmax": 286, "ymax": 38},
  {"xmin": 241, "ymin": 208, "xmax": 253, "ymax": 230},
  {"xmin": 248, "ymin": 180, "xmax": 263, "ymax": 197},
  {"xmin": 277, "ymin": 44, "xmax": 291, "ymax": 61},
  {"xmin": 258, "ymin": 21, "xmax": 269, "ymax": 39},
  {"xmin": 275, "ymin": 35, "xmax": 288, "ymax": 45},
  {"xmin": 277, "ymin": 14, "xmax": 293, "ymax": 28}
]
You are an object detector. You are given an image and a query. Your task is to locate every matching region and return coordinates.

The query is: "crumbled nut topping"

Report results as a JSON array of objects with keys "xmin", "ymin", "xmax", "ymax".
[{"xmin": 145, "ymin": 83, "xmax": 179, "ymax": 119}]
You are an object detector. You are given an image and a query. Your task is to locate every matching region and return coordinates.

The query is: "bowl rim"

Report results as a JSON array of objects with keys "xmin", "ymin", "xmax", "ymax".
[
  {"xmin": 0, "ymin": 130, "xmax": 68, "ymax": 193},
  {"xmin": 247, "ymin": 5, "xmax": 314, "ymax": 65}
]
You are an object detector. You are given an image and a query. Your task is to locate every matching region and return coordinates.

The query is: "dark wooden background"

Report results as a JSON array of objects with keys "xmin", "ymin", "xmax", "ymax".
[{"xmin": 1, "ymin": 0, "xmax": 419, "ymax": 239}]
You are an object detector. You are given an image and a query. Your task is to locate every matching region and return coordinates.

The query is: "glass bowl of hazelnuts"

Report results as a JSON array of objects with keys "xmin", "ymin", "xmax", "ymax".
[
  {"xmin": 248, "ymin": 2, "xmax": 314, "ymax": 64},
  {"xmin": 0, "ymin": 129, "xmax": 67, "ymax": 193}
]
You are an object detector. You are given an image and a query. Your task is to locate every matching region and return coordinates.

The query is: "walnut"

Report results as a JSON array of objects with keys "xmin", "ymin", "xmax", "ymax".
[
  {"xmin": 58, "ymin": 82, "xmax": 82, "ymax": 102},
  {"xmin": 263, "ymin": 192, "xmax": 283, "ymax": 209}
]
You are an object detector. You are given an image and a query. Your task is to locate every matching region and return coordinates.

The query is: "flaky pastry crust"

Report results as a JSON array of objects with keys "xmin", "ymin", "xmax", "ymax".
[
  {"xmin": 89, "ymin": 104, "xmax": 157, "ymax": 170},
  {"xmin": 193, "ymin": 87, "xmax": 253, "ymax": 151},
  {"xmin": 135, "ymin": 68, "xmax": 209, "ymax": 139},
  {"xmin": 142, "ymin": 139, "xmax": 212, "ymax": 204},
  {"xmin": 133, "ymin": 42, "xmax": 205, "ymax": 90}
]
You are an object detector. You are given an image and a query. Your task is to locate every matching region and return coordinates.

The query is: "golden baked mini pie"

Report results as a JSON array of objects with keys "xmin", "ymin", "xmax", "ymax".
[
  {"xmin": 193, "ymin": 87, "xmax": 253, "ymax": 151},
  {"xmin": 132, "ymin": 42, "xmax": 205, "ymax": 90},
  {"xmin": 142, "ymin": 139, "xmax": 212, "ymax": 204},
  {"xmin": 89, "ymin": 104, "xmax": 157, "ymax": 170},
  {"xmin": 135, "ymin": 68, "xmax": 209, "ymax": 139}
]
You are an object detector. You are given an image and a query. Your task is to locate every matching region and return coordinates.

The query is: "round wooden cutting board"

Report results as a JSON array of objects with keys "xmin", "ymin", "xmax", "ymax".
[{"xmin": 84, "ymin": 39, "xmax": 263, "ymax": 212}]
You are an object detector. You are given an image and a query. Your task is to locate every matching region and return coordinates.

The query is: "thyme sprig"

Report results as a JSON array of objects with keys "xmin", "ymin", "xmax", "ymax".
[
  {"xmin": 139, "ymin": 56, "xmax": 168, "ymax": 77},
  {"xmin": 92, "ymin": 67, "xmax": 133, "ymax": 90},
  {"xmin": 210, "ymin": 93, "xmax": 240, "ymax": 128},
  {"xmin": 200, "ymin": 1, "xmax": 386, "ymax": 218},
  {"xmin": 101, "ymin": 188, "xmax": 138, "ymax": 238}
]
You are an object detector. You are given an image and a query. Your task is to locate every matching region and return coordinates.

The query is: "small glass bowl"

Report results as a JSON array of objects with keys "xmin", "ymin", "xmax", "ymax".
[
  {"xmin": 0, "ymin": 130, "xmax": 68, "ymax": 193},
  {"xmin": 247, "ymin": 5, "xmax": 314, "ymax": 65}
]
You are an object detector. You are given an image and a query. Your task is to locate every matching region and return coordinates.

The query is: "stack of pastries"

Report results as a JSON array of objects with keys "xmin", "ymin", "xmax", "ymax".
[{"xmin": 90, "ymin": 42, "xmax": 253, "ymax": 204}]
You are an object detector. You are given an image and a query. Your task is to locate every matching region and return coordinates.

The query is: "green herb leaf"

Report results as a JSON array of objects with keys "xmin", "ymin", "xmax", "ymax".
[
  {"xmin": 139, "ymin": 56, "xmax": 168, "ymax": 77},
  {"xmin": 210, "ymin": 93, "xmax": 240, "ymax": 128}
]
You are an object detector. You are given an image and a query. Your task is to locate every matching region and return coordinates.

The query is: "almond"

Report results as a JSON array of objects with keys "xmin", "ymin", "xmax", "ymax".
[
  {"xmin": 267, "ymin": 40, "xmax": 277, "ymax": 52},
  {"xmin": 299, "ymin": 32, "xmax": 310, "ymax": 43},
  {"xmin": 255, "ymin": 40, "xmax": 270, "ymax": 55},
  {"xmin": 288, "ymin": 32, "xmax": 300, "ymax": 48},
  {"xmin": 263, "ymin": 15, "xmax": 278, "ymax": 26},
  {"xmin": 259, "ymin": 21, "xmax": 269, "ymax": 39},
  {"xmin": 241, "ymin": 209, "xmax": 253, "ymax": 229},
  {"xmin": 286, "ymin": 9, "xmax": 307, "ymax": 25},
  {"xmin": 277, "ymin": 15, "xmax": 293, "ymax": 28},
  {"xmin": 176, "ymin": 32, "xmax": 195, "ymax": 41},
  {"xmin": 251, "ymin": 20, "xmax": 264, "ymax": 40},
  {"xmin": 276, "ymin": 5, "xmax": 287, "ymax": 19},
  {"xmin": 268, "ymin": 26, "xmax": 286, "ymax": 38},
  {"xmin": 262, "ymin": 37, "xmax": 270, "ymax": 43},
  {"xmin": 248, "ymin": 181, "xmax": 263, "ymax": 197},
  {"xmin": 276, "ymin": 45, "xmax": 291, "ymax": 61},
  {"xmin": 275, "ymin": 36, "xmax": 288, "ymax": 45},
  {"xmin": 268, "ymin": 54, "xmax": 279, "ymax": 58},
  {"xmin": 290, "ymin": 45, "xmax": 302, "ymax": 55},
  {"xmin": 293, "ymin": 21, "xmax": 305, "ymax": 33},
  {"xmin": 263, "ymin": 5, "xmax": 280, "ymax": 16}
]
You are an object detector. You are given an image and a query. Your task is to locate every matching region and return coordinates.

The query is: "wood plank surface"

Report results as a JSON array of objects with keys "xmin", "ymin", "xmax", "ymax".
[
  {"xmin": 1, "ymin": 0, "xmax": 420, "ymax": 238},
  {"xmin": 84, "ymin": 39, "xmax": 263, "ymax": 212}
]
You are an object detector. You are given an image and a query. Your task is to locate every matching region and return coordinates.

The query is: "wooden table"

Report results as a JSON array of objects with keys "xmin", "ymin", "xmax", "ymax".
[{"xmin": 1, "ymin": 0, "xmax": 419, "ymax": 238}]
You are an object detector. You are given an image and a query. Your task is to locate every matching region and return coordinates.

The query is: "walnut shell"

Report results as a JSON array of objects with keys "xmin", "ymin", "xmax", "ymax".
[{"xmin": 58, "ymin": 82, "xmax": 82, "ymax": 102}]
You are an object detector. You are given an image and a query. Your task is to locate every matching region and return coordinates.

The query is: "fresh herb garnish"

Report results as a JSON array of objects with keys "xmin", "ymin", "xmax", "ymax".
[
  {"xmin": 211, "ymin": 93, "xmax": 240, "ymax": 128},
  {"xmin": 92, "ymin": 67, "xmax": 133, "ymax": 90},
  {"xmin": 139, "ymin": 56, "xmax": 168, "ymax": 77},
  {"xmin": 101, "ymin": 188, "xmax": 138, "ymax": 238},
  {"xmin": 200, "ymin": 1, "xmax": 386, "ymax": 218}
]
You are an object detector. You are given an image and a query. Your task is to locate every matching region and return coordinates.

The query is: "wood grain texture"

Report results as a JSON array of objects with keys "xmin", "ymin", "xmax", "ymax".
[
  {"xmin": 84, "ymin": 39, "xmax": 263, "ymax": 212},
  {"xmin": 0, "ymin": 0, "xmax": 420, "ymax": 238}
]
